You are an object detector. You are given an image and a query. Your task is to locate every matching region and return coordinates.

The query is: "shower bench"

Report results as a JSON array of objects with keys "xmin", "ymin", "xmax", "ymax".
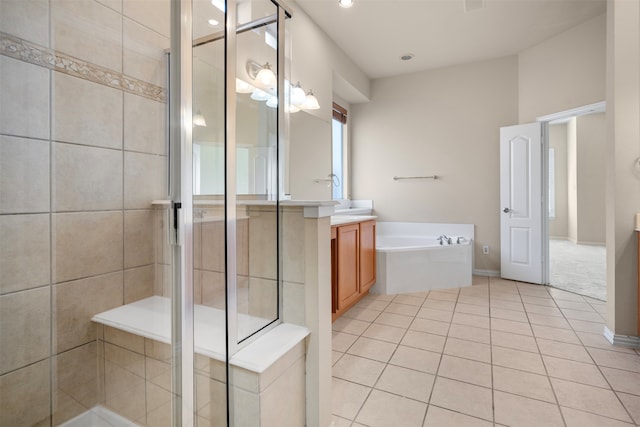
[{"xmin": 92, "ymin": 296, "xmax": 309, "ymax": 426}]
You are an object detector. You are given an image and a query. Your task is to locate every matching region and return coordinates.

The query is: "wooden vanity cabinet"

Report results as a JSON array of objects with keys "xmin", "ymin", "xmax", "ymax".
[{"xmin": 332, "ymin": 220, "xmax": 376, "ymax": 321}]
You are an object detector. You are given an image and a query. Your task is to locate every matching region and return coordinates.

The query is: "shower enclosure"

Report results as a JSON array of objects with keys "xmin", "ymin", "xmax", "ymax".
[{"xmin": 0, "ymin": 0, "xmax": 294, "ymax": 425}]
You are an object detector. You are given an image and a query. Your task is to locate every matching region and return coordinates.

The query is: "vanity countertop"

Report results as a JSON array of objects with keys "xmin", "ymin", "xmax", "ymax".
[{"xmin": 331, "ymin": 215, "xmax": 377, "ymax": 226}]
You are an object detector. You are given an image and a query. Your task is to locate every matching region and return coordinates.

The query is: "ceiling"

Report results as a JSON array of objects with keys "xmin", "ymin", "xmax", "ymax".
[{"xmin": 295, "ymin": 0, "xmax": 606, "ymax": 80}]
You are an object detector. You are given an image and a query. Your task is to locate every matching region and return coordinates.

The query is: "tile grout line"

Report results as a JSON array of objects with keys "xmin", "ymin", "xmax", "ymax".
[
  {"xmin": 514, "ymin": 281, "xmax": 568, "ymax": 427},
  {"xmin": 332, "ymin": 295, "xmax": 385, "ymax": 425},
  {"xmin": 421, "ymin": 289, "xmax": 458, "ymax": 425},
  {"xmin": 488, "ymin": 278, "xmax": 496, "ymax": 425},
  {"xmin": 351, "ymin": 296, "xmax": 387, "ymax": 426},
  {"xmin": 387, "ymin": 293, "xmax": 431, "ymax": 426},
  {"xmin": 544, "ymin": 284, "xmax": 639, "ymax": 424},
  {"xmin": 351, "ymin": 293, "xmax": 427, "ymax": 425},
  {"xmin": 48, "ymin": 1, "xmax": 55, "ymax": 419}
]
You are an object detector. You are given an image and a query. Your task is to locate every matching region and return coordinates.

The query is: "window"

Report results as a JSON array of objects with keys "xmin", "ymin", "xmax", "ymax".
[{"xmin": 332, "ymin": 102, "xmax": 348, "ymax": 200}]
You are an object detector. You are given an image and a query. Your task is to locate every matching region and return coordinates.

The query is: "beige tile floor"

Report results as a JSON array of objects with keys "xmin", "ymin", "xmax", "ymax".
[{"xmin": 331, "ymin": 276, "xmax": 640, "ymax": 427}]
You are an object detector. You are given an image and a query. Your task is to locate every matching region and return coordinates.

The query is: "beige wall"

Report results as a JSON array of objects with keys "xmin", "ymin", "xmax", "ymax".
[
  {"xmin": 606, "ymin": 0, "xmax": 640, "ymax": 337},
  {"xmin": 567, "ymin": 118, "xmax": 578, "ymax": 243},
  {"xmin": 351, "ymin": 56, "xmax": 519, "ymax": 273},
  {"xmin": 518, "ymin": 14, "xmax": 606, "ymax": 123},
  {"xmin": 331, "ymin": 45, "xmax": 371, "ymax": 104},
  {"xmin": 549, "ymin": 123, "xmax": 569, "ymax": 239},
  {"xmin": 550, "ymin": 115, "xmax": 606, "ymax": 245},
  {"xmin": 577, "ymin": 113, "xmax": 606, "ymax": 245}
]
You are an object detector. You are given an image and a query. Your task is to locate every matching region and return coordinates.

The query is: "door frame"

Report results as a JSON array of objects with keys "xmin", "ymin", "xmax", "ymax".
[{"xmin": 535, "ymin": 101, "xmax": 606, "ymax": 285}]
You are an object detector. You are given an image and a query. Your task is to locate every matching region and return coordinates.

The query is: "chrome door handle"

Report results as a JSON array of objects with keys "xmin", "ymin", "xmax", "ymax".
[{"xmin": 503, "ymin": 208, "xmax": 511, "ymax": 213}]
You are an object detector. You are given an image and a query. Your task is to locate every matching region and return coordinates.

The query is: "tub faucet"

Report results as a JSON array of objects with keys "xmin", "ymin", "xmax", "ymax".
[{"xmin": 438, "ymin": 234, "xmax": 451, "ymax": 245}]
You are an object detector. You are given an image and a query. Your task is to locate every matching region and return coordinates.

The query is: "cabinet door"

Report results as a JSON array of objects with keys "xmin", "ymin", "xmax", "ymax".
[
  {"xmin": 359, "ymin": 220, "xmax": 376, "ymax": 292},
  {"xmin": 337, "ymin": 223, "xmax": 360, "ymax": 310}
]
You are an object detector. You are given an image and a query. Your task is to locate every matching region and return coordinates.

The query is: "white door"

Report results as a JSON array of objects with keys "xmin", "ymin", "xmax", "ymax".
[{"xmin": 500, "ymin": 123, "xmax": 543, "ymax": 284}]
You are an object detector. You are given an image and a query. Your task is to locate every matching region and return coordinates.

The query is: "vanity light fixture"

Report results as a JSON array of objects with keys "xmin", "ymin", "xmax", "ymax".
[
  {"xmin": 302, "ymin": 90, "xmax": 320, "ymax": 110},
  {"xmin": 338, "ymin": 0, "xmax": 354, "ymax": 8},
  {"xmin": 193, "ymin": 110, "xmax": 207, "ymax": 127},
  {"xmin": 243, "ymin": 60, "xmax": 320, "ymax": 111}
]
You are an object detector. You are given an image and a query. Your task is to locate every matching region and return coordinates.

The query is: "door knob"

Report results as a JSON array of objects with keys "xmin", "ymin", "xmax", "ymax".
[{"xmin": 503, "ymin": 208, "xmax": 511, "ymax": 213}]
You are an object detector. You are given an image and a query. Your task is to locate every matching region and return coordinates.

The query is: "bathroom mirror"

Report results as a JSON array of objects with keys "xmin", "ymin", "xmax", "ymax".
[
  {"xmin": 192, "ymin": 21, "xmax": 278, "ymax": 198},
  {"xmin": 289, "ymin": 110, "xmax": 332, "ymax": 200}
]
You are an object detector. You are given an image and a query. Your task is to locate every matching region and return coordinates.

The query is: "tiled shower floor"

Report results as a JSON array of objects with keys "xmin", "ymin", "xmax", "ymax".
[
  {"xmin": 60, "ymin": 406, "xmax": 140, "ymax": 427},
  {"xmin": 331, "ymin": 276, "xmax": 640, "ymax": 427}
]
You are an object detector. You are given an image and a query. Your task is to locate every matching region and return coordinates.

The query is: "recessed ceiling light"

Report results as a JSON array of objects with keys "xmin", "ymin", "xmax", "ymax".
[
  {"xmin": 208, "ymin": 18, "xmax": 219, "ymax": 27},
  {"xmin": 400, "ymin": 53, "xmax": 414, "ymax": 61},
  {"xmin": 338, "ymin": 0, "xmax": 354, "ymax": 8}
]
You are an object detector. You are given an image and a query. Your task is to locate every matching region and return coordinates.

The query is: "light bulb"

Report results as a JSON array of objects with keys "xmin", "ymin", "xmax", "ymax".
[
  {"xmin": 338, "ymin": 0, "xmax": 354, "ymax": 8},
  {"xmin": 236, "ymin": 78, "xmax": 255, "ymax": 94},
  {"xmin": 266, "ymin": 96, "xmax": 278, "ymax": 108},
  {"xmin": 291, "ymin": 82, "xmax": 306, "ymax": 107},
  {"xmin": 250, "ymin": 89, "xmax": 271, "ymax": 101},
  {"xmin": 286, "ymin": 104, "xmax": 300, "ymax": 113},
  {"xmin": 302, "ymin": 90, "xmax": 320, "ymax": 110},
  {"xmin": 193, "ymin": 110, "xmax": 207, "ymax": 127},
  {"xmin": 255, "ymin": 63, "xmax": 277, "ymax": 89}
]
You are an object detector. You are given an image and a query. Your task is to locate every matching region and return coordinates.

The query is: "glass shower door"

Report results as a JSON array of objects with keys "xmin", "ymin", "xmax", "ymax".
[
  {"xmin": 189, "ymin": 0, "xmax": 290, "ymax": 425},
  {"xmin": 190, "ymin": 1, "xmax": 228, "ymax": 424}
]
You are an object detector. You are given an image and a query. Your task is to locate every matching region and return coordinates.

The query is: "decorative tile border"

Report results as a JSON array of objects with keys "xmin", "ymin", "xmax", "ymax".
[{"xmin": 0, "ymin": 31, "xmax": 166, "ymax": 103}]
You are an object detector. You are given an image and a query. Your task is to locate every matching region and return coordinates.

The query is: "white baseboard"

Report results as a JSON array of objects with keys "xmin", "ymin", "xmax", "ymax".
[
  {"xmin": 473, "ymin": 269, "xmax": 500, "ymax": 277},
  {"xmin": 604, "ymin": 326, "xmax": 640, "ymax": 348},
  {"xmin": 576, "ymin": 240, "xmax": 606, "ymax": 246}
]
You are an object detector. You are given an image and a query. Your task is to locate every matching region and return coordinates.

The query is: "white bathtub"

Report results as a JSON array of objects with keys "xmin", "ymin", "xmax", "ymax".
[{"xmin": 372, "ymin": 222, "xmax": 474, "ymax": 295}]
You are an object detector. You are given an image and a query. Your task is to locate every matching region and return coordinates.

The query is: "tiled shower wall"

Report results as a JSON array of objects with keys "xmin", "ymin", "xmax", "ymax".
[{"xmin": 0, "ymin": 0, "xmax": 169, "ymax": 425}]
